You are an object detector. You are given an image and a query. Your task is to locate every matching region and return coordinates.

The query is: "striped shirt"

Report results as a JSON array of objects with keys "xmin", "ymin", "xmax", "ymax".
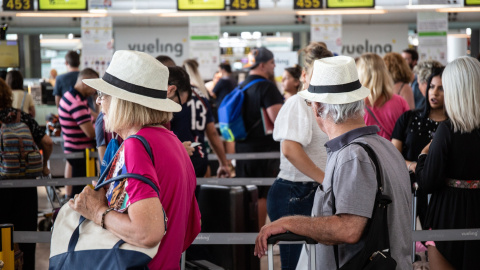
[{"xmin": 58, "ymin": 88, "xmax": 95, "ymax": 153}]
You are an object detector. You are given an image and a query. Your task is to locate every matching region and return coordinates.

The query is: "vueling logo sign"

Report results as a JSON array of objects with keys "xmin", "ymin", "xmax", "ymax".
[{"xmin": 342, "ymin": 39, "xmax": 393, "ymax": 55}]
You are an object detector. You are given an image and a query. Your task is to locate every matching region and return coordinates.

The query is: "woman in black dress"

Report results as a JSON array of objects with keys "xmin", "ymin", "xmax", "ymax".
[
  {"xmin": 416, "ymin": 56, "xmax": 480, "ymax": 270},
  {"xmin": 391, "ymin": 67, "xmax": 446, "ymax": 226}
]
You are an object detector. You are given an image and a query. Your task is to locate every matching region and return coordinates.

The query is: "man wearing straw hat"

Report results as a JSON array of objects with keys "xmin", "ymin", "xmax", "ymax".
[{"xmin": 254, "ymin": 56, "xmax": 411, "ymax": 269}]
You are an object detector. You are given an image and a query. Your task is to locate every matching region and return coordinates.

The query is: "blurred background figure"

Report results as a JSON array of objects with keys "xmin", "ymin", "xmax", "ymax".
[
  {"xmin": 183, "ymin": 59, "xmax": 210, "ymax": 98},
  {"xmin": 383, "ymin": 52, "xmax": 415, "ymax": 110},
  {"xmin": 6, "ymin": 70, "xmax": 36, "ymax": 117},
  {"xmin": 49, "ymin": 68, "xmax": 57, "ymax": 87},
  {"xmin": 357, "ymin": 53, "xmax": 410, "ymax": 140},
  {"xmin": 209, "ymin": 63, "xmax": 237, "ymax": 109},
  {"xmin": 156, "ymin": 55, "xmax": 176, "ymax": 67},
  {"xmin": 281, "ymin": 64, "xmax": 302, "ymax": 100}
]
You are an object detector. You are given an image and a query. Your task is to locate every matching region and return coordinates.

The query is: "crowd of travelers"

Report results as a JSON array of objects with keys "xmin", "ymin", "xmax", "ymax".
[{"xmin": 1, "ymin": 44, "xmax": 479, "ymax": 270}]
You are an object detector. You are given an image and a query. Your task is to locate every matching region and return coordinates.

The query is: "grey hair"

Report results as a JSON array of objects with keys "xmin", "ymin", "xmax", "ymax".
[{"xmin": 314, "ymin": 100, "xmax": 365, "ymax": 124}]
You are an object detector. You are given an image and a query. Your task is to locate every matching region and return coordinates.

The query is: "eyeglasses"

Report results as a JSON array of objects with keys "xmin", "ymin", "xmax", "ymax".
[
  {"xmin": 97, "ymin": 91, "xmax": 109, "ymax": 100},
  {"xmin": 304, "ymin": 99, "xmax": 312, "ymax": 107}
]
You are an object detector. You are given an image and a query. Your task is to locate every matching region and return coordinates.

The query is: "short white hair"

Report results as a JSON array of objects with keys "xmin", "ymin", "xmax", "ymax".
[
  {"xmin": 314, "ymin": 100, "xmax": 365, "ymax": 124},
  {"xmin": 442, "ymin": 56, "xmax": 480, "ymax": 133}
]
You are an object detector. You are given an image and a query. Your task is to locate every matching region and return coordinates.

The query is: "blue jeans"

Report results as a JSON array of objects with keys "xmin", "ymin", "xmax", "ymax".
[{"xmin": 267, "ymin": 178, "xmax": 318, "ymax": 270}]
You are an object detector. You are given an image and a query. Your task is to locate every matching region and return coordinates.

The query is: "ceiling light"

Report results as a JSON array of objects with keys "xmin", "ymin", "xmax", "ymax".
[
  {"xmin": 296, "ymin": 9, "xmax": 386, "ymax": 15},
  {"xmin": 159, "ymin": 11, "xmax": 248, "ymax": 17},
  {"xmin": 16, "ymin": 12, "xmax": 107, "ymax": 18},
  {"xmin": 437, "ymin": 7, "xmax": 480, "ymax": 13}
]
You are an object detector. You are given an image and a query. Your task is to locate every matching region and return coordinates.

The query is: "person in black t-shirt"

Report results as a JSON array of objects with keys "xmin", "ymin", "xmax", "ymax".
[
  {"xmin": 236, "ymin": 47, "xmax": 283, "ymax": 229},
  {"xmin": 391, "ymin": 67, "xmax": 447, "ymax": 226},
  {"xmin": 209, "ymin": 63, "xmax": 237, "ymax": 110}
]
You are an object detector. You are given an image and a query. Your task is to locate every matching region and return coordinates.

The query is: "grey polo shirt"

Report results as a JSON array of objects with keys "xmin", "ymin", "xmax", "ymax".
[{"xmin": 310, "ymin": 126, "xmax": 412, "ymax": 270}]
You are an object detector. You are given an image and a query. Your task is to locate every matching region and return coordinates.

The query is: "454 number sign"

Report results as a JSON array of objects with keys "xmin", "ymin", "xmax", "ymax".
[
  {"xmin": 3, "ymin": 0, "xmax": 34, "ymax": 11},
  {"xmin": 230, "ymin": 0, "xmax": 258, "ymax": 10}
]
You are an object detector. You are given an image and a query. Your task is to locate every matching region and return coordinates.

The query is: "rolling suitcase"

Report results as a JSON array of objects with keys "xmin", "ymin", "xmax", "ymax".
[
  {"xmin": 267, "ymin": 232, "xmax": 317, "ymax": 270},
  {"xmin": 187, "ymin": 185, "xmax": 259, "ymax": 270}
]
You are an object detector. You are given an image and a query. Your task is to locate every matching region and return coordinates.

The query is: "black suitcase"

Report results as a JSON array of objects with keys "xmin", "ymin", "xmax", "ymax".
[{"xmin": 187, "ymin": 185, "xmax": 259, "ymax": 270}]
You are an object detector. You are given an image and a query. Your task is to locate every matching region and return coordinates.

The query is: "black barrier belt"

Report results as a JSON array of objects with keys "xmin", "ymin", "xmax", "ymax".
[
  {"xmin": 0, "ymin": 177, "xmax": 276, "ymax": 188},
  {"xmin": 13, "ymin": 230, "xmax": 480, "ymax": 244}
]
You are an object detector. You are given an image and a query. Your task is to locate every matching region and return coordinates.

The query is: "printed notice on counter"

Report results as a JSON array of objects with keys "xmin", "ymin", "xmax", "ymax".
[
  {"xmin": 417, "ymin": 12, "xmax": 448, "ymax": 65},
  {"xmin": 189, "ymin": 17, "xmax": 220, "ymax": 80},
  {"xmin": 311, "ymin": 15, "xmax": 342, "ymax": 55}
]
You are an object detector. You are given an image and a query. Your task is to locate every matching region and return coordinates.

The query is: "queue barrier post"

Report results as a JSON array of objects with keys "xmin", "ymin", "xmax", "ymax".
[
  {"xmin": 0, "ymin": 224, "xmax": 14, "ymax": 270},
  {"xmin": 85, "ymin": 148, "xmax": 96, "ymax": 189}
]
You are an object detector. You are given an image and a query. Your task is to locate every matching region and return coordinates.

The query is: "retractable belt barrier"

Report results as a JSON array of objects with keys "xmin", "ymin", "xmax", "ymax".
[{"xmin": 3, "ymin": 148, "xmax": 480, "ymax": 250}]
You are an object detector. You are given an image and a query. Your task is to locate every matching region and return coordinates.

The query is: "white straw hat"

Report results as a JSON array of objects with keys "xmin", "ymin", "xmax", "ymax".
[
  {"xmin": 298, "ymin": 55, "xmax": 370, "ymax": 105},
  {"xmin": 83, "ymin": 50, "xmax": 181, "ymax": 112}
]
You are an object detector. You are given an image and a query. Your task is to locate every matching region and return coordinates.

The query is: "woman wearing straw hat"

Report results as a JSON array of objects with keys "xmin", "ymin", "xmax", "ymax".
[
  {"xmin": 70, "ymin": 50, "xmax": 201, "ymax": 269},
  {"xmin": 357, "ymin": 53, "xmax": 410, "ymax": 140}
]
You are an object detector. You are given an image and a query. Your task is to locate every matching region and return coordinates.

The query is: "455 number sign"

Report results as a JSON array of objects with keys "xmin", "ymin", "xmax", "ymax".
[
  {"xmin": 294, "ymin": 0, "xmax": 322, "ymax": 9},
  {"xmin": 3, "ymin": 0, "xmax": 34, "ymax": 11}
]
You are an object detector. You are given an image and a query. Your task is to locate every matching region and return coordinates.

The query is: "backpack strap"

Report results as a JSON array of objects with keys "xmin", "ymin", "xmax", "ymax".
[
  {"xmin": 239, "ymin": 78, "xmax": 266, "ymax": 92},
  {"xmin": 20, "ymin": 91, "xmax": 27, "ymax": 111}
]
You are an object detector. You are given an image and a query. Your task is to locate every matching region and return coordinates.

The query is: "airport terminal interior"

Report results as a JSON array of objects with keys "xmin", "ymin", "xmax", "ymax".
[{"xmin": 0, "ymin": 0, "xmax": 480, "ymax": 269}]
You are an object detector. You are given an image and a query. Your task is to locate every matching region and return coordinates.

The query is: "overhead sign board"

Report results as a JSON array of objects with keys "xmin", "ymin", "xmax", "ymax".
[
  {"xmin": 465, "ymin": 0, "xmax": 480, "ymax": 5},
  {"xmin": 294, "ymin": 0, "xmax": 322, "ymax": 9},
  {"xmin": 2, "ymin": 0, "xmax": 34, "ymax": 11},
  {"xmin": 38, "ymin": 0, "xmax": 88, "ymax": 10},
  {"xmin": 177, "ymin": 0, "xmax": 225, "ymax": 10},
  {"xmin": 230, "ymin": 0, "xmax": 259, "ymax": 10},
  {"xmin": 327, "ymin": 0, "xmax": 374, "ymax": 8}
]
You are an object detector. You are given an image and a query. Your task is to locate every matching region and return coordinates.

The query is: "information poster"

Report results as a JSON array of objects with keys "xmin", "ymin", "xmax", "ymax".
[
  {"xmin": 38, "ymin": 0, "xmax": 87, "ymax": 10},
  {"xmin": 417, "ymin": 12, "xmax": 448, "ymax": 65},
  {"xmin": 311, "ymin": 15, "xmax": 342, "ymax": 55},
  {"xmin": 327, "ymin": 0, "xmax": 374, "ymax": 8},
  {"xmin": 189, "ymin": 17, "xmax": 220, "ymax": 80},
  {"xmin": 178, "ymin": 0, "xmax": 225, "ymax": 10},
  {"xmin": 81, "ymin": 17, "xmax": 113, "ymax": 76}
]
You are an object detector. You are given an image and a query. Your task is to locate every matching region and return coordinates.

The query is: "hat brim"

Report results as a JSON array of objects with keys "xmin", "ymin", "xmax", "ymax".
[
  {"xmin": 297, "ymin": 86, "xmax": 370, "ymax": 105},
  {"xmin": 83, "ymin": 78, "xmax": 182, "ymax": 113}
]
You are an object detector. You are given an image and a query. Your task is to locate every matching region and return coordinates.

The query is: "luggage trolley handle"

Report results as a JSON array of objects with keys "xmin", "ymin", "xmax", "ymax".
[{"xmin": 267, "ymin": 232, "xmax": 318, "ymax": 269}]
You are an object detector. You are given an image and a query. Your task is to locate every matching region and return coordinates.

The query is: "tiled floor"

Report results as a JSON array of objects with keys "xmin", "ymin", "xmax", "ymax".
[{"xmin": 35, "ymin": 187, "xmax": 280, "ymax": 270}]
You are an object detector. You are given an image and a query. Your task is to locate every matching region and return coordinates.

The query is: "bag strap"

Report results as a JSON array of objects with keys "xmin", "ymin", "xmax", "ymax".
[
  {"xmin": 96, "ymin": 134, "xmax": 153, "ymax": 187},
  {"xmin": 239, "ymin": 78, "xmax": 266, "ymax": 92},
  {"xmin": 333, "ymin": 142, "xmax": 387, "ymax": 269},
  {"xmin": 397, "ymin": 83, "xmax": 406, "ymax": 96},
  {"xmin": 365, "ymin": 106, "xmax": 392, "ymax": 139},
  {"xmin": 20, "ymin": 91, "xmax": 27, "ymax": 111}
]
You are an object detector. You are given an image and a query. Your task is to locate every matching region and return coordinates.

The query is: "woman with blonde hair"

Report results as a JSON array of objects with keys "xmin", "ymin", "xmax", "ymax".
[
  {"xmin": 267, "ymin": 42, "xmax": 331, "ymax": 269},
  {"xmin": 73, "ymin": 50, "xmax": 201, "ymax": 269},
  {"xmin": 416, "ymin": 56, "xmax": 480, "ymax": 270},
  {"xmin": 183, "ymin": 59, "xmax": 209, "ymax": 97},
  {"xmin": 383, "ymin": 52, "xmax": 415, "ymax": 109},
  {"xmin": 357, "ymin": 53, "xmax": 410, "ymax": 139}
]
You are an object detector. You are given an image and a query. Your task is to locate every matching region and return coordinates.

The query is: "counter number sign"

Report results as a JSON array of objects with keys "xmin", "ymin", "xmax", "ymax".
[
  {"xmin": 230, "ymin": 0, "xmax": 258, "ymax": 10},
  {"xmin": 3, "ymin": 0, "xmax": 34, "ymax": 11},
  {"xmin": 294, "ymin": 0, "xmax": 322, "ymax": 9}
]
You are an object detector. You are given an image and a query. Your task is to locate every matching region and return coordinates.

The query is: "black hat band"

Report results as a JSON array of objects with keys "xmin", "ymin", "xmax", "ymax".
[
  {"xmin": 308, "ymin": 80, "xmax": 362, "ymax": 94},
  {"xmin": 102, "ymin": 72, "xmax": 167, "ymax": 99}
]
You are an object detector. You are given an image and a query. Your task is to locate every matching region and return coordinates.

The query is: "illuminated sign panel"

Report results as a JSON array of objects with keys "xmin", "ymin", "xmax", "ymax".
[
  {"xmin": 465, "ymin": 0, "xmax": 480, "ymax": 6},
  {"xmin": 38, "ymin": 0, "xmax": 88, "ymax": 11},
  {"xmin": 327, "ymin": 0, "xmax": 375, "ymax": 8},
  {"xmin": 177, "ymin": 0, "xmax": 225, "ymax": 10}
]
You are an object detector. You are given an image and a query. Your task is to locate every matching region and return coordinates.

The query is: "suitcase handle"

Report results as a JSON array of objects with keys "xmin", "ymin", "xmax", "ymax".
[{"xmin": 267, "ymin": 232, "xmax": 318, "ymax": 245}]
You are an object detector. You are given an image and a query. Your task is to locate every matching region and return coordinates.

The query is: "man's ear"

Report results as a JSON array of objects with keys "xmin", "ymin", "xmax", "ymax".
[{"xmin": 167, "ymin": 85, "xmax": 177, "ymax": 99}]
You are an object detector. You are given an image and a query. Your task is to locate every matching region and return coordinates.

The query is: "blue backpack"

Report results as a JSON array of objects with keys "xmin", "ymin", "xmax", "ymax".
[{"xmin": 218, "ymin": 78, "xmax": 266, "ymax": 142}]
